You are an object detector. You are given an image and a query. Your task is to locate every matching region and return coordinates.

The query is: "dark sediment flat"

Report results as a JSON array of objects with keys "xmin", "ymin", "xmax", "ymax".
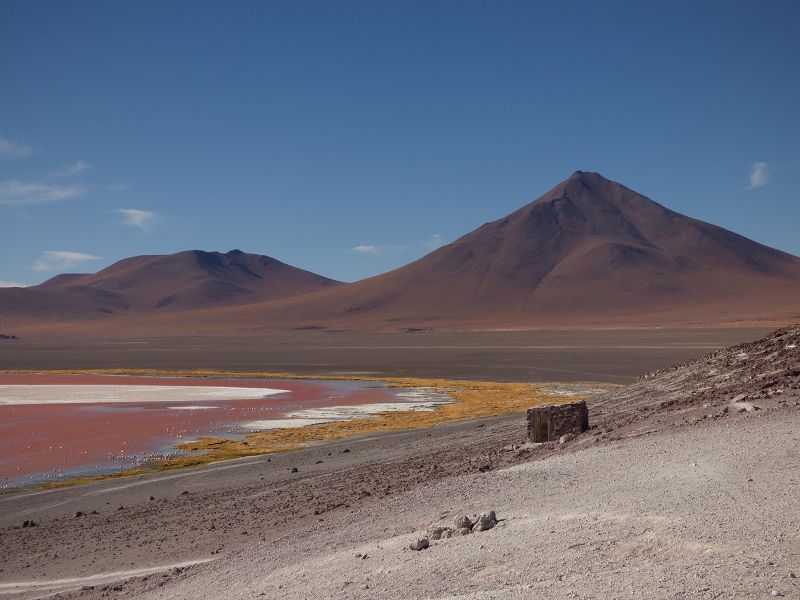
[{"xmin": 0, "ymin": 328, "xmax": 770, "ymax": 383}]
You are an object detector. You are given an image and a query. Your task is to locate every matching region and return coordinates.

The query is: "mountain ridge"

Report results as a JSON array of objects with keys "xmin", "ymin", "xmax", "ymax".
[
  {"xmin": 2, "ymin": 171, "xmax": 798, "ymax": 336},
  {"xmin": 0, "ymin": 249, "xmax": 341, "ymax": 326}
]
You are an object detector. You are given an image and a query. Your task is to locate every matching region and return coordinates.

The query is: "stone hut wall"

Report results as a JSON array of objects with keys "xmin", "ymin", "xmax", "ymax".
[{"xmin": 527, "ymin": 400, "xmax": 589, "ymax": 442}]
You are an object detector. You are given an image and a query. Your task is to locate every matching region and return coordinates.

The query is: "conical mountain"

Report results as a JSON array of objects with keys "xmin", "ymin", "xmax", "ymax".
[{"xmin": 190, "ymin": 171, "xmax": 799, "ymax": 331}]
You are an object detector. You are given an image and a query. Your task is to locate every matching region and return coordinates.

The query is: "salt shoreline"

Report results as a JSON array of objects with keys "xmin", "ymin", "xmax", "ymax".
[
  {"xmin": 0, "ymin": 384, "xmax": 289, "ymax": 405},
  {"xmin": 245, "ymin": 388, "xmax": 453, "ymax": 430}
]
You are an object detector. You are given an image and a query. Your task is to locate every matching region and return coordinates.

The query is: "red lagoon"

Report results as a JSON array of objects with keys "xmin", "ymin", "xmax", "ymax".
[{"xmin": 0, "ymin": 373, "xmax": 398, "ymax": 487}]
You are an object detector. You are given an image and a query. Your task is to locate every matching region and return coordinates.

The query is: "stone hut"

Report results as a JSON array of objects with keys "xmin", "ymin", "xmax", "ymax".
[{"xmin": 527, "ymin": 400, "xmax": 589, "ymax": 442}]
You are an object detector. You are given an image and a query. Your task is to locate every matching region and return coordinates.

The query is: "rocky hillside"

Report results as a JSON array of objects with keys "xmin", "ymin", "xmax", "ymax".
[{"xmin": 590, "ymin": 324, "xmax": 800, "ymax": 427}]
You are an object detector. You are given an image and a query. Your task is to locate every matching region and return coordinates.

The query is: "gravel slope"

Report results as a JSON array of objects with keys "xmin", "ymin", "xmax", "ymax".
[{"xmin": 32, "ymin": 406, "xmax": 800, "ymax": 600}]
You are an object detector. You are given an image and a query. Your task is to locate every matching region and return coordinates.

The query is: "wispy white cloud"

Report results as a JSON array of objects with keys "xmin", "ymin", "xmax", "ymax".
[
  {"xmin": 747, "ymin": 162, "xmax": 770, "ymax": 189},
  {"xmin": 53, "ymin": 160, "xmax": 91, "ymax": 177},
  {"xmin": 0, "ymin": 280, "xmax": 28, "ymax": 288},
  {"xmin": 351, "ymin": 244, "xmax": 378, "ymax": 254},
  {"xmin": 0, "ymin": 180, "xmax": 86, "ymax": 206},
  {"xmin": 117, "ymin": 208, "xmax": 156, "ymax": 233},
  {"xmin": 33, "ymin": 251, "xmax": 100, "ymax": 272},
  {"xmin": 0, "ymin": 135, "xmax": 33, "ymax": 159},
  {"xmin": 422, "ymin": 233, "xmax": 444, "ymax": 250},
  {"xmin": 351, "ymin": 234, "xmax": 446, "ymax": 256}
]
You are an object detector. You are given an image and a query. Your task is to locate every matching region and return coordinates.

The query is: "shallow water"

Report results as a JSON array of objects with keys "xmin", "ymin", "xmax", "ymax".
[{"xmin": 0, "ymin": 374, "xmax": 448, "ymax": 487}]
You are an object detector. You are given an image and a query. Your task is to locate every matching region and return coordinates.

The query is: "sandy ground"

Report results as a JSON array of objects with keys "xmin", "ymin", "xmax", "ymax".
[
  {"xmin": 0, "ymin": 329, "xmax": 769, "ymax": 383},
  {"xmin": 1, "ymin": 403, "xmax": 798, "ymax": 599},
  {"xmin": 134, "ymin": 409, "xmax": 800, "ymax": 599}
]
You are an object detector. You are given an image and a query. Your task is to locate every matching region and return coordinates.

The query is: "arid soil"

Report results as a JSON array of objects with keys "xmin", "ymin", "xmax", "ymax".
[{"xmin": 0, "ymin": 326, "xmax": 797, "ymax": 599}]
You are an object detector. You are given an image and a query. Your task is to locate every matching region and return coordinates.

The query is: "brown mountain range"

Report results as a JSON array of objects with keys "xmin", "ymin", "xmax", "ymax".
[
  {"xmin": 3, "ymin": 171, "xmax": 799, "ymax": 336},
  {"xmin": 0, "ymin": 250, "xmax": 340, "ymax": 327}
]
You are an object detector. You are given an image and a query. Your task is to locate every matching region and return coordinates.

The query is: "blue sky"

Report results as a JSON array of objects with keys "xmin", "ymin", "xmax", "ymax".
[{"xmin": 1, "ymin": 0, "xmax": 798, "ymax": 286}]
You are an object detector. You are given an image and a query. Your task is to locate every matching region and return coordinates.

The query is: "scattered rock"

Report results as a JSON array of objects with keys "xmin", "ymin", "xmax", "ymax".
[
  {"xmin": 73, "ymin": 511, "xmax": 85, "ymax": 518},
  {"xmin": 420, "ymin": 512, "xmax": 500, "ymax": 540},
  {"xmin": 771, "ymin": 590, "xmax": 783, "ymax": 597},
  {"xmin": 730, "ymin": 401, "xmax": 758, "ymax": 413},
  {"xmin": 22, "ymin": 519, "xmax": 36, "ymax": 528},
  {"xmin": 559, "ymin": 433, "xmax": 576, "ymax": 444},
  {"xmin": 514, "ymin": 442, "xmax": 544, "ymax": 451},
  {"xmin": 342, "ymin": 448, "xmax": 351, "ymax": 453},
  {"xmin": 148, "ymin": 496, "xmax": 155, "ymax": 501},
  {"xmin": 180, "ymin": 490, "xmax": 190, "ymax": 495},
  {"xmin": 472, "ymin": 511, "xmax": 498, "ymax": 532},
  {"xmin": 290, "ymin": 467, "xmax": 299, "ymax": 473},
  {"xmin": 409, "ymin": 537, "xmax": 429, "ymax": 551},
  {"xmin": 427, "ymin": 526, "xmax": 454, "ymax": 540}
]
